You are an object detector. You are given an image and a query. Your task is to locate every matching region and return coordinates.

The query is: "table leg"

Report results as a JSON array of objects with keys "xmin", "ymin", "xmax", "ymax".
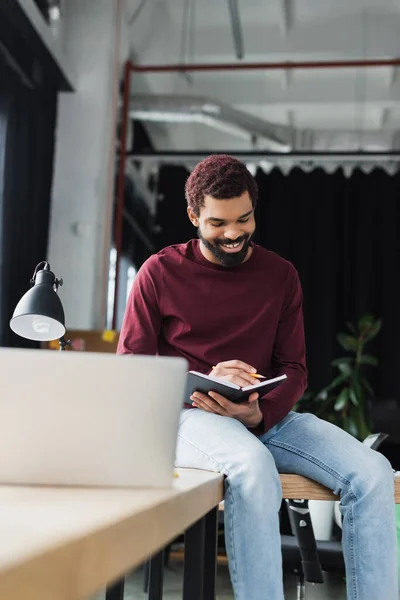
[
  {"xmin": 148, "ymin": 548, "xmax": 165, "ymax": 600},
  {"xmin": 105, "ymin": 578, "xmax": 124, "ymax": 600},
  {"xmin": 202, "ymin": 507, "xmax": 219, "ymax": 600},
  {"xmin": 183, "ymin": 515, "xmax": 205, "ymax": 600},
  {"xmin": 143, "ymin": 560, "xmax": 150, "ymax": 593}
]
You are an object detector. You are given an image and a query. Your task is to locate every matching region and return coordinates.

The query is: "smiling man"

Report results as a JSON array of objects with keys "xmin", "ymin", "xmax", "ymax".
[{"xmin": 117, "ymin": 155, "xmax": 398, "ymax": 600}]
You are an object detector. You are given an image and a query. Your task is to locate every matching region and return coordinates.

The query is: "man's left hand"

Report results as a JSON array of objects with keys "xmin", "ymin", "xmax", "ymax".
[{"xmin": 190, "ymin": 390, "xmax": 263, "ymax": 429}]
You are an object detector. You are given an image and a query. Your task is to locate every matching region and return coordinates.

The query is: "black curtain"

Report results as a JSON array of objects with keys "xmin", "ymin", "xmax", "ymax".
[
  {"xmin": 0, "ymin": 57, "xmax": 57, "ymax": 347},
  {"xmin": 156, "ymin": 165, "xmax": 193, "ymax": 249},
  {"xmin": 156, "ymin": 164, "xmax": 400, "ymax": 401},
  {"xmin": 254, "ymin": 167, "xmax": 400, "ymax": 398}
]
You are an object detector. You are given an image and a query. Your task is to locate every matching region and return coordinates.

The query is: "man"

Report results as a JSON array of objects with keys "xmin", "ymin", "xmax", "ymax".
[{"xmin": 117, "ymin": 154, "xmax": 398, "ymax": 600}]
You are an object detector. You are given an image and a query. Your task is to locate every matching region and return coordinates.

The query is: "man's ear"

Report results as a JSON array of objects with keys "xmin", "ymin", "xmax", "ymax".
[{"xmin": 187, "ymin": 206, "xmax": 199, "ymax": 227}]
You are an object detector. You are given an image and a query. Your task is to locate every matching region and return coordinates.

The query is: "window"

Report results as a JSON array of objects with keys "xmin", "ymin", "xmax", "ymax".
[{"xmin": 106, "ymin": 247, "xmax": 137, "ymax": 331}]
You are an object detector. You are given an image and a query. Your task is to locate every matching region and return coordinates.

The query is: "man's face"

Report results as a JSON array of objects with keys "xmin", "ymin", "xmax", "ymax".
[{"xmin": 187, "ymin": 191, "xmax": 256, "ymax": 267}]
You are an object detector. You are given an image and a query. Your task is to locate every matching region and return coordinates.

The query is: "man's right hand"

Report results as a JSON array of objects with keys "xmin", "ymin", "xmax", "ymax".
[{"xmin": 210, "ymin": 360, "xmax": 259, "ymax": 388}]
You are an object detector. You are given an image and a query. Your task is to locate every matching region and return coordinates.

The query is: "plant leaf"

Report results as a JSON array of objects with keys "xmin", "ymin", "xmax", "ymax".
[
  {"xmin": 352, "ymin": 408, "xmax": 371, "ymax": 440},
  {"xmin": 337, "ymin": 361, "xmax": 353, "ymax": 376},
  {"xmin": 326, "ymin": 374, "xmax": 348, "ymax": 390},
  {"xmin": 331, "ymin": 356, "xmax": 353, "ymax": 367},
  {"xmin": 361, "ymin": 377, "xmax": 374, "ymax": 397},
  {"xmin": 349, "ymin": 388, "xmax": 359, "ymax": 407},
  {"xmin": 334, "ymin": 388, "xmax": 349, "ymax": 411},
  {"xmin": 347, "ymin": 416, "xmax": 358, "ymax": 437},
  {"xmin": 360, "ymin": 354, "xmax": 378, "ymax": 367},
  {"xmin": 337, "ymin": 333, "xmax": 359, "ymax": 352},
  {"xmin": 358, "ymin": 314, "xmax": 375, "ymax": 333},
  {"xmin": 364, "ymin": 318, "xmax": 382, "ymax": 343},
  {"xmin": 351, "ymin": 373, "xmax": 364, "ymax": 406}
]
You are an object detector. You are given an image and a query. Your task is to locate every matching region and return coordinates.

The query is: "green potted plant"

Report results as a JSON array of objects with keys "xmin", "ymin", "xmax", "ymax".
[{"xmin": 296, "ymin": 314, "xmax": 382, "ymax": 440}]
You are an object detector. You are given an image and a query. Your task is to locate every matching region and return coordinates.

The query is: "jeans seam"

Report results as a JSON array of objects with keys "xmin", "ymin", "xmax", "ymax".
[
  {"xmin": 349, "ymin": 503, "xmax": 357, "ymax": 599},
  {"xmin": 267, "ymin": 438, "xmax": 359, "ymax": 599},
  {"xmin": 226, "ymin": 482, "xmax": 239, "ymax": 592},
  {"xmin": 176, "ymin": 433, "xmax": 231, "ymax": 475}
]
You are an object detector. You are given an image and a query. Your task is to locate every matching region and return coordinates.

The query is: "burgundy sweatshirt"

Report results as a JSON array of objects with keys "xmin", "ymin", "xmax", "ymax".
[{"xmin": 117, "ymin": 239, "xmax": 307, "ymax": 434}]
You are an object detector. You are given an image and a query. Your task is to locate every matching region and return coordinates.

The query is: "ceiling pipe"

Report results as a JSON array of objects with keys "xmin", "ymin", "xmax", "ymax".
[
  {"xmin": 128, "ymin": 57, "xmax": 400, "ymax": 73},
  {"xmin": 129, "ymin": 94, "xmax": 292, "ymax": 150},
  {"xmin": 227, "ymin": 0, "xmax": 244, "ymax": 60},
  {"xmin": 129, "ymin": 150, "xmax": 400, "ymax": 163}
]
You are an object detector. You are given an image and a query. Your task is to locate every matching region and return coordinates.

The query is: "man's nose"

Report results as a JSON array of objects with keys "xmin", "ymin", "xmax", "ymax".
[{"xmin": 223, "ymin": 229, "xmax": 241, "ymax": 240}]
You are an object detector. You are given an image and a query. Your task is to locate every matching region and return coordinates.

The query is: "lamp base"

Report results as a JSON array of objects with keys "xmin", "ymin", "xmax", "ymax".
[{"xmin": 59, "ymin": 336, "xmax": 71, "ymax": 351}]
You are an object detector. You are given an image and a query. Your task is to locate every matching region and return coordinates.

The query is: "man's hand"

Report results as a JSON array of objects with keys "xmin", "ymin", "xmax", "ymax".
[
  {"xmin": 210, "ymin": 359, "xmax": 260, "ymax": 387},
  {"xmin": 190, "ymin": 390, "xmax": 263, "ymax": 429}
]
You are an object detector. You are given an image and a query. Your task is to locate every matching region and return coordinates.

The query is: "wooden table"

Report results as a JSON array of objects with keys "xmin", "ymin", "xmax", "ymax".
[
  {"xmin": 0, "ymin": 469, "xmax": 224, "ymax": 600},
  {"xmin": 1, "ymin": 470, "xmax": 398, "ymax": 600}
]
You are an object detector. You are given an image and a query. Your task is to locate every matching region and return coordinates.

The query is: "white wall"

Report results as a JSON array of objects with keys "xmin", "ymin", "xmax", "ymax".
[{"xmin": 48, "ymin": 0, "xmax": 129, "ymax": 329}]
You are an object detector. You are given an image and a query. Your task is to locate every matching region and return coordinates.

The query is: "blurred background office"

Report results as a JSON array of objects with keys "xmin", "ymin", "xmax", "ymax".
[{"xmin": 0, "ymin": 2, "xmax": 400, "ymax": 596}]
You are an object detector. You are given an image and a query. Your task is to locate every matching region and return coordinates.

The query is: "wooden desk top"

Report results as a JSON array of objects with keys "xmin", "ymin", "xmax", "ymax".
[
  {"xmin": 1, "ymin": 469, "xmax": 397, "ymax": 600},
  {"xmin": 0, "ymin": 469, "xmax": 223, "ymax": 600}
]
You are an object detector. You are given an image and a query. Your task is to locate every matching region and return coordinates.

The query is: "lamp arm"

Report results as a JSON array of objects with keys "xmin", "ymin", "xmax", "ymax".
[{"xmin": 30, "ymin": 261, "xmax": 50, "ymax": 286}]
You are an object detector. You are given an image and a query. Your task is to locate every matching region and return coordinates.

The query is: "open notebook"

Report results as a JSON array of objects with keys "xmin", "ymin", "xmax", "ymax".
[{"xmin": 185, "ymin": 371, "xmax": 287, "ymax": 404}]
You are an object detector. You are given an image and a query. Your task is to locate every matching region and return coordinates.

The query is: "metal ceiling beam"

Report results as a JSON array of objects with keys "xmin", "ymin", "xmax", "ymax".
[
  {"xmin": 128, "ymin": 151, "xmax": 400, "ymax": 163},
  {"xmin": 279, "ymin": 0, "xmax": 293, "ymax": 36},
  {"xmin": 227, "ymin": 0, "xmax": 244, "ymax": 59},
  {"xmin": 381, "ymin": 108, "xmax": 390, "ymax": 128}
]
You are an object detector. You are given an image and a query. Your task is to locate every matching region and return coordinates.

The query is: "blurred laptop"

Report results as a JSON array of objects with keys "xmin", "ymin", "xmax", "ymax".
[{"xmin": 0, "ymin": 348, "xmax": 187, "ymax": 488}]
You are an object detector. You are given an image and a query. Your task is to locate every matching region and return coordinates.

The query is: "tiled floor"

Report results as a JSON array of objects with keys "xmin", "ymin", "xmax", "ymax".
[{"xmin": 95, "ymin": 563, "xmax": 346, "ymax": 599}]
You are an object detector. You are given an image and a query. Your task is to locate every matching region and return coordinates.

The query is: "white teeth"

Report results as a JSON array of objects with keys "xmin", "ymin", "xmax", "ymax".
[{"xmin": 223, "ymin": 242, "xmax": 241, "ymax": 248}]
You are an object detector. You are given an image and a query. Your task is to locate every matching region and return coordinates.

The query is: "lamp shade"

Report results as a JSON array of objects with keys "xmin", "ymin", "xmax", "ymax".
[{"xmin": 10, "ymin": 267, "xmax": 66, "ymax": 342}]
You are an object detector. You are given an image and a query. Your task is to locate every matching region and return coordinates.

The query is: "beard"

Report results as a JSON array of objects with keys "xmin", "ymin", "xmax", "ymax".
[{"xmin": 197, "ymin": 227, "xmax": 253, "ymax": 268}]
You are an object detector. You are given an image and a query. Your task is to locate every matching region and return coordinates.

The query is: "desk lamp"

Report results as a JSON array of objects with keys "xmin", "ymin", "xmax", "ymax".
[{"xmin": 9, "ymin": 261, "xmax": 70, "ymax": 350}]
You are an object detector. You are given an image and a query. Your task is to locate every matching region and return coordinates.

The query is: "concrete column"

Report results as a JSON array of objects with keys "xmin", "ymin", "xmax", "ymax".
[{"xmin": 48, "ymin": 0, "xmax": 127, "ymax": 329}]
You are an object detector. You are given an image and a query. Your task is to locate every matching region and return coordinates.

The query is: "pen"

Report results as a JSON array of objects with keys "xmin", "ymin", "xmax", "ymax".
[{"xmin": 212, "ymin": 366, "xmax": 265, "ymax": 379}]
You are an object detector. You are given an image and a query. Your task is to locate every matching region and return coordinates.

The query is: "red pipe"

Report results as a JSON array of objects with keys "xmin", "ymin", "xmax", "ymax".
[
  {"xmin": 128, "ymin": 57, "xmax": 400, "ymax": 73},
  {"xmin": 113, "ymin": 61, "xmax": 131, "ymax": 331}
]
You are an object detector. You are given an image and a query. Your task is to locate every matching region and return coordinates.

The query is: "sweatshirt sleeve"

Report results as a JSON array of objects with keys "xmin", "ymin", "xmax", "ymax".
[
  {"xmin": 256, "ymin": 265, "xmax": 308, "ymax": 434},
  {"xmin": 117, "ymin": 255, "xmax": 162, "ymax": 356}
]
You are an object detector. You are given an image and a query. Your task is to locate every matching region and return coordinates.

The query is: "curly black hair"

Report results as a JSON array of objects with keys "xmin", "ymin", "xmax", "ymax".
[{"xmin": 185, "ymin": 155, "xmax": 258, "ymax": 216}]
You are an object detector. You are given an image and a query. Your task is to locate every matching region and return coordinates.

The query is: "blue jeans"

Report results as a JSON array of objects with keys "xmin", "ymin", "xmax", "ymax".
[{"xmin": 175, "ymin": 409, "xmax": 398, "ymax": 600}]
